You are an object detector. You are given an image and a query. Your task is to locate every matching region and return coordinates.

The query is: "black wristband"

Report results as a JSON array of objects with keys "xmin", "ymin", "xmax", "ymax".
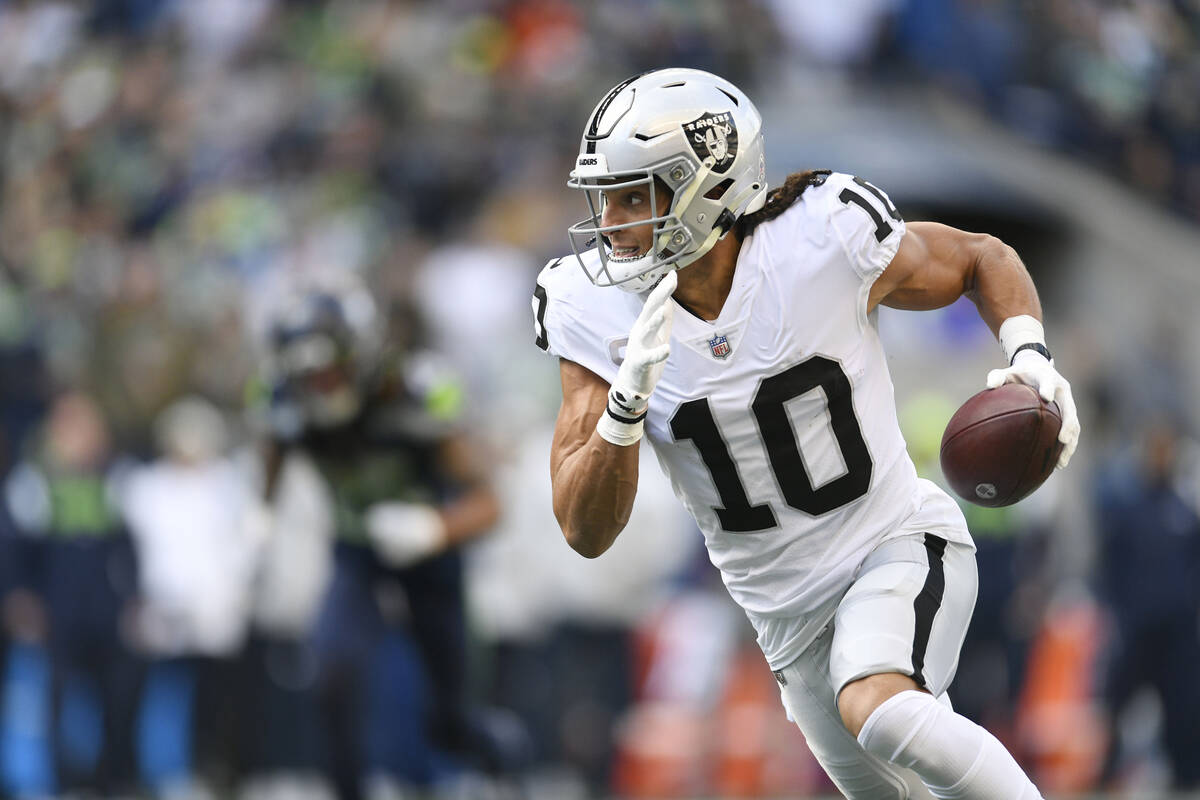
[
  {"xmin": 1010, "ymin": 342, "xmax": 1052, "ymax": 365},
  {"xmin": 605, "ymin": 404, "xmax": 647, "ymax": 425}
]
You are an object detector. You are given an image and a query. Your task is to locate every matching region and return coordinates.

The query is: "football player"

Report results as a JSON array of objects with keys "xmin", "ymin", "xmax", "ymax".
[
  {"xmin": 533, "ymin": 68, "xmax": 1081, "ymax": 799},
  {"xmin": 260, "ymin": 276, "xmax": 503, "ymax": 799}
]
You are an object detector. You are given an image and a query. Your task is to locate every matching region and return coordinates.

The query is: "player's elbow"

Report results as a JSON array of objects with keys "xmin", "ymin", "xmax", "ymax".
[
  {"xmin": 551, "ymin": 467, "xmax": 634, "ymax": 558},
  {"xmin": 986, "ymin": 233, "xmax": 1020, "ymax": 260},
  {"xmin": 973, "ymin": 235, "xmax": 1022, "ymax": 278},
  {"xmin": 556, "ymin": 509, "xmax": 627, "ymax": 559},
  {"xmin": 563, "ymin": 528, "xmax": 608, "ymax": 558}
]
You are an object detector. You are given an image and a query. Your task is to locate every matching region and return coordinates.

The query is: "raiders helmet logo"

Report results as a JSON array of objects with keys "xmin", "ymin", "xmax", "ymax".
[{"xmin": 683, "ymin": 111, "xmax": 738, "ymax": 174}]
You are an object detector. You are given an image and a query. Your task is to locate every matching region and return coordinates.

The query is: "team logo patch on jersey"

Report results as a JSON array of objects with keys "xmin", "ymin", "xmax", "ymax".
[
  {"xmin": 684, "ymin": 111, "xmax": 738, "ymax": 174},
  {"xmin": 708, "ymin": 333, "xmax": 731, "ymax": 359}
]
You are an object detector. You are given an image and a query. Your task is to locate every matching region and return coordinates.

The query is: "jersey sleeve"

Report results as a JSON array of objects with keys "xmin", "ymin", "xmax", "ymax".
[
  {"xmin": 821, "ymin": 172, "xmax": 906, "ymax": 286},
  {"xmin": 532, "ymin": 258, "xmax": 559, "ymax": 356},
  {"xmin": 530, "ymin": 256, "xmax": 621, "ymax": 384}
]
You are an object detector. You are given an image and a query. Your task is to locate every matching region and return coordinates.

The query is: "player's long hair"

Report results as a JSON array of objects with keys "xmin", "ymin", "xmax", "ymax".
[{"xmin": 736, "ymin": 169, "xmax": 831, "ymax": 238}]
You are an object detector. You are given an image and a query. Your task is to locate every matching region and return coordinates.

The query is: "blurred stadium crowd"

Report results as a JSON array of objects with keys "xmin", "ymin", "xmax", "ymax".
[{"xmin": 0, "ymin": 1, "xmax": 1197, "ymax": 799}]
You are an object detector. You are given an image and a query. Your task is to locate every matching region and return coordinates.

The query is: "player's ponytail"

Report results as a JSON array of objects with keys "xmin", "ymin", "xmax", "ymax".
[{"xmin": 736, "ymin": 169, "xmax": 832, "ymax": 238}]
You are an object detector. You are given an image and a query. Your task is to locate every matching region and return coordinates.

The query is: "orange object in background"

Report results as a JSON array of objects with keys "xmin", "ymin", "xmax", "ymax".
[
  {"xmin": 1015, "ymin": 591, "xmax": 1108, "ymax": 793},
  {"xmin": 712, "ymin": 647, "xmax": 827, "ymax": 797},
  {"xmin": 612, "ymin": 635, "xmax": 827, "ymax": 798},
  {"xmin": 610, "ymin": 702, "xmax": 710, "ymax": 799},
  {"xmin": 712, "ymin": 648, "xmax": 774, "ymax": 797}
]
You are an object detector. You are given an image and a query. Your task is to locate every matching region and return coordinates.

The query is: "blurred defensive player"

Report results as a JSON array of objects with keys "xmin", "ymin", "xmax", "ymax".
[
  {"xmin": 262, "ymin": 276, "xmax": 502, "ymax": 799},
  {"xmin": 533, "ymin": 68, "xmax": 1081, "ymax": 799}
]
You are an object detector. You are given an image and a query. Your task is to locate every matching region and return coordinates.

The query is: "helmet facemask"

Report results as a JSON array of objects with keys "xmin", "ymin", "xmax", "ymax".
[
  {"xmin": 568, "ymin": 155, "xmax": 701, "ymax": 293},
  {"xmin": 267, "ymin": 282, "xmax": 382, "ymax": 431},
  {"xmin": 275, "ymin": 330, "xmax": 363, "ymax": 427}
]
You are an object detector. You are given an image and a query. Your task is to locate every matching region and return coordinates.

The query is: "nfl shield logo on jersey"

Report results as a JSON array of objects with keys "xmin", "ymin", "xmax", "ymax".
[{"xmin": 708, "ymin": 334, "xmax": 731, "ymax": 360}]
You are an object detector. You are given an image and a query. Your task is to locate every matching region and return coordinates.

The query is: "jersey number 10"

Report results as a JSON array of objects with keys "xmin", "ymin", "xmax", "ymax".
[{"xmin": 670, "ymin": 356, "xmax": 873, "ymax": 532}]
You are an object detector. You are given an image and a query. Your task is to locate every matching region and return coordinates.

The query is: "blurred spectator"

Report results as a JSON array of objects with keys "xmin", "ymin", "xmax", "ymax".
[
  {"xmin": 3, "ymin": 390, "xmax": 141, "ymax": 795},
  {"xmin": 122, "ymin": 396, "xmax": 261, "ymax": 796},
  {"xmin": 0, "ymin": 325, "xmax": 51, "ymax": 480},
  {"xmin": 124, "ymin": 397, "xmax": 256, "ymax": 665},
  {"xmin": 765, "ymin": 0, "xmax": 899, "ymax": 70},
  {"xmin": 1092, "ymin": 416, "xmax": 1200, "ymax": 791},
  {"xmin": 890, "ymin": 0, "xmax": 1200, "ymax": 222}
]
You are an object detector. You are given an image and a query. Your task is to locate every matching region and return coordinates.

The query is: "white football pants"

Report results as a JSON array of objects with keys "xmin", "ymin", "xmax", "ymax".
[{"xmin": 774, "ymin": 533, "xmax": 978, "ymax": 799}]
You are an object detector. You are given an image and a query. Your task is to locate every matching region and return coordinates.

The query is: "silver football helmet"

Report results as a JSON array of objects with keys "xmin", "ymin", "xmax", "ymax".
[{"xmin": 567, "ymin": 68, "xmax": 767, "ymax": 293}]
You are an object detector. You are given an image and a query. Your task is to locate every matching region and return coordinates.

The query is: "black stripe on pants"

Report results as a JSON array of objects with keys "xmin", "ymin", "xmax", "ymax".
[{"xmin": 910, "ymin": 534, "xmax": 948, "ymax": 690}]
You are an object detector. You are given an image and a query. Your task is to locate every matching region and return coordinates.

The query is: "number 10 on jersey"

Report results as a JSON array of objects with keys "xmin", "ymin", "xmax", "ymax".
[{"xmin": 669, "ymin": 356, "xmax": 874, "ymax": 532}]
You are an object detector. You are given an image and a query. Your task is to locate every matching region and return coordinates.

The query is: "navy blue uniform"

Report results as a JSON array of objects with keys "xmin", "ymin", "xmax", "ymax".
[
  {"xmin": 293, "ymin": 378, "xmax": 481, "ymax": 798},
  {"xmin": 8, "ymin": 460, "xmax": 142, "ymax": 794},
  {"xmin": 1094, "ymin": 452, "xmax": 1200, "ymax": 788}
]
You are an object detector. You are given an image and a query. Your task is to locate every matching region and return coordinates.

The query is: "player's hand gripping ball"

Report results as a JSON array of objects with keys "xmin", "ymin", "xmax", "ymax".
[{"xmin": 939, "ymin": 383, "xmax": 1064, "ymax": 507}]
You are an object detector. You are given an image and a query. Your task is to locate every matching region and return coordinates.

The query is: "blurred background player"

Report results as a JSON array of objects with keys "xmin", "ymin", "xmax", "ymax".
[
  {"xmin": 3, "ymin": 391, "xmax": 142, "ymax": 796},
  {"xmin": 1091, "ymin": 416, "xmax": 1200, "ymax": 791},
  {"xmin": 254, "ymin": 274, "xmax": 514, "ymax": 799}
]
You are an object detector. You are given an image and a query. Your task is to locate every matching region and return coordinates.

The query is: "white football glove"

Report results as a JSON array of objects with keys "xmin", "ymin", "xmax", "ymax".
[
  {"xmin": 364, "ymin": 501, "xmax": 446, "ymax": 567},
  {"xmin": 986, "ymin": 350, "xmax": 1080, "ymax": 469},
  {"xmin": 596, "ymin": 271, "xmax": 677, "ymax": 446}
]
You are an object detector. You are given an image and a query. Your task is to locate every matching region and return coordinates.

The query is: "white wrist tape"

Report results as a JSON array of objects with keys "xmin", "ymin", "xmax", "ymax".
[
  {"xmin": 595, "ymin": 390, "xmax": 647, "ymax": 447},
  {"xmin": 997, "ymin": 315, "xmax": 1046, "ymax": 364}
]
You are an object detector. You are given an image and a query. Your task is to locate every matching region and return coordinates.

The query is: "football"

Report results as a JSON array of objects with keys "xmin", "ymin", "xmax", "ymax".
[{"xmin": 939, "ymin": 383, "xmax": 1064, "ymax": 507}]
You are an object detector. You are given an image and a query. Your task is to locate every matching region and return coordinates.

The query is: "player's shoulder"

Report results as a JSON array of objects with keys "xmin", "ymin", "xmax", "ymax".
[
  {"xmin": 762, "ymin": 169, "xmax": 904, "ymax": 282},
  {"xmin": 778, "ymin": 170, "xmax": 877, "ymax": 222},
  {"xmin": 740, "ymin": 170, "xmax": 845, "ymax": 254},
  {"xmin": 533, "ymin": 252, "xmax": 631, "ymax": 364},
  {"xmin": 363, "ymin": 349, "xmax": 465, "ymax": 442},
  {"xmin": 758, "ymin": 170, "xmax": 893, "ymax": 221},
  {"xmin": 745, "ymin": 170, "xmax": 839, "ymax": 243},
  {"xmin": 535, "ymin": 253, "xmax": 593, "ymax": 304}
]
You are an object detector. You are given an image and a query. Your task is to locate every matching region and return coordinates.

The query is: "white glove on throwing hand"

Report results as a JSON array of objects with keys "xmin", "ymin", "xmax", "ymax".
[
  {"xmin": 365, "ymin": 501, "xmax": 446, "ymax": 567},
  {"xmin": 987, "ymin": 350, "xmax": 1081, "ymax": 469},
  {"xmin": 596, "ymin": 270, "xmax": 677, "ymax": 446}
]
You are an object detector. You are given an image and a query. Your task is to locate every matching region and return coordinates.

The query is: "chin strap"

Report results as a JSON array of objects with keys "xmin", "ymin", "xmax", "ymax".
[{"xmin": 723, "ymin": 183, "xmax": 762, "ymax": 224}]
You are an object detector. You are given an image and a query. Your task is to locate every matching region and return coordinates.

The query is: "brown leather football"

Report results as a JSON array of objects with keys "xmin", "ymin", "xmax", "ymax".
[{"xmin": 939, "ymin": 383, "xmax": 1064, "ymax": 507}]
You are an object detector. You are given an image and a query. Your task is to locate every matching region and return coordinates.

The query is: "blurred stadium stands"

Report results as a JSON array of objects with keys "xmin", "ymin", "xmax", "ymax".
[{"xmin": 0, "ymin": 1, "xmax": 1198, "ymax": 798}]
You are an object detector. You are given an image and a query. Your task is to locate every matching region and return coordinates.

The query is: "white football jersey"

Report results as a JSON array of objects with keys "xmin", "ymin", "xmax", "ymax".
[{"xmin": 534, "ymin": 172, "xmax": 971, "ymax": 669}]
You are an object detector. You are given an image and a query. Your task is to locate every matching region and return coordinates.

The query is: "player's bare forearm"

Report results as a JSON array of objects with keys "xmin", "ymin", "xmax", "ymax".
[
  {"xmin": 436, "ymin": 434, "xmax": 501, "ymax": 547},
  {"xmin": 553, "ymin": 430, "xmax": 640, "ymax": 557},
  {"xmin": 870, "ymin": 222, "xmax": 1042, "ymax": 334},
  {"xmin": 551, "ymin": 359, "xmax": 640, "ymax": 557},
  {"xmin": 960, "ymin": 232, "xmax": 1042, "ymax": 336},
  {"xmin": 438, "ymin": 483, "xmax": 500, "ymax": 548}
]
